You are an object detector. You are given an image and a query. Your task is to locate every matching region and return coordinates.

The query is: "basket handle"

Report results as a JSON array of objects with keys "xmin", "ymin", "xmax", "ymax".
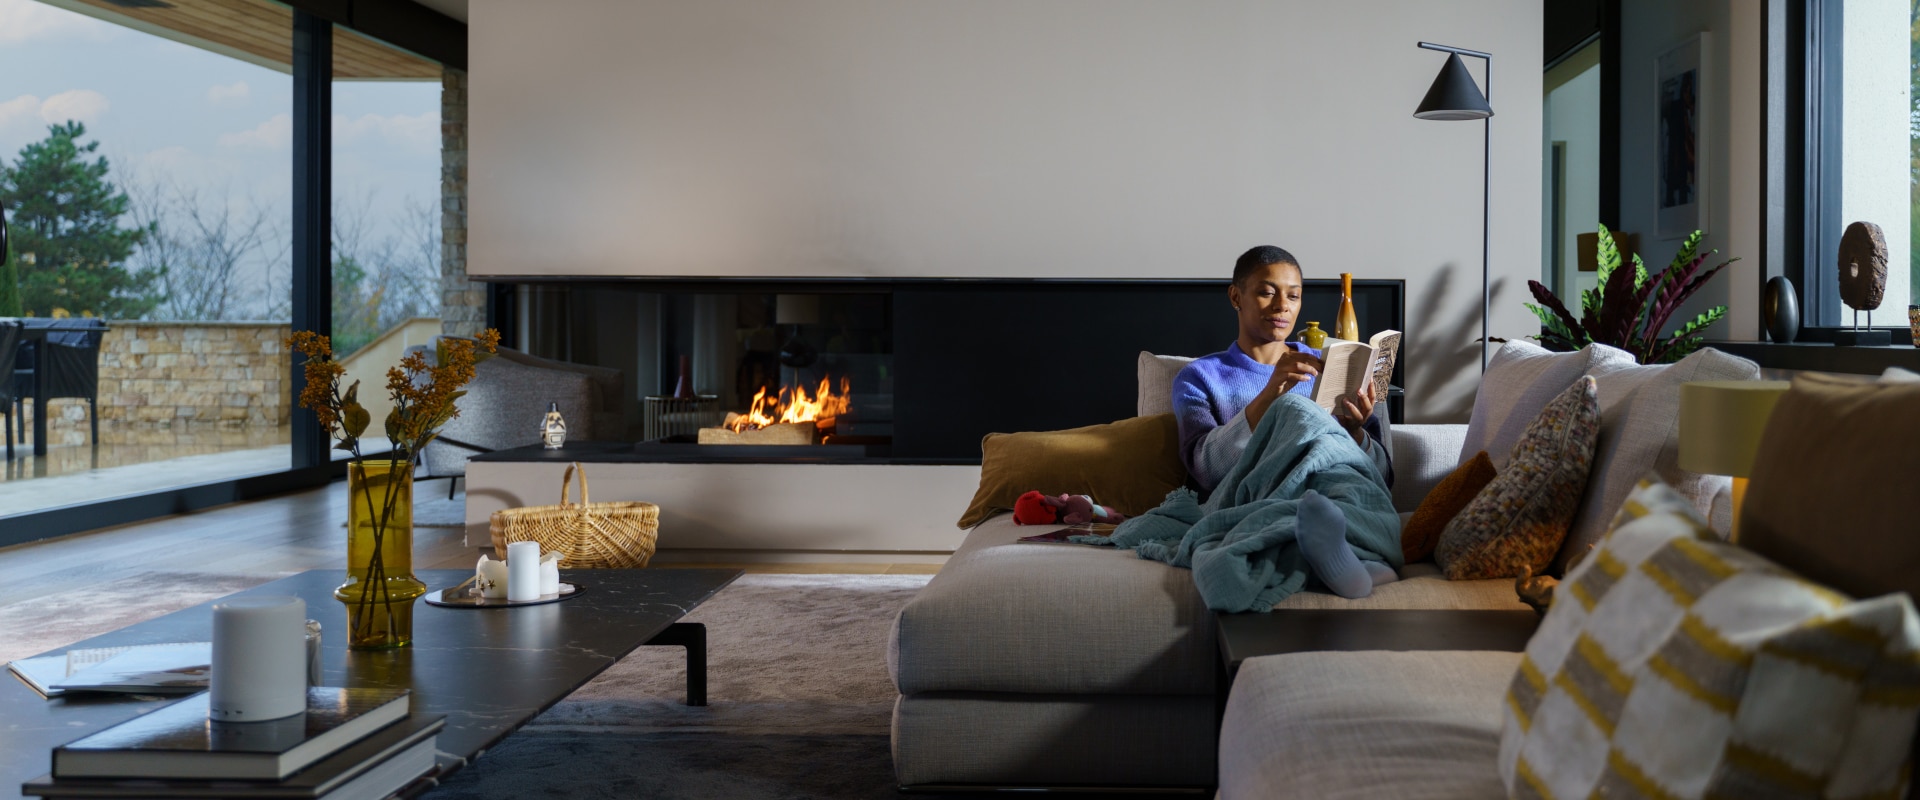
[{"xmin": 560, "ymin": 462, "xmax": 591, "ymax": 507}]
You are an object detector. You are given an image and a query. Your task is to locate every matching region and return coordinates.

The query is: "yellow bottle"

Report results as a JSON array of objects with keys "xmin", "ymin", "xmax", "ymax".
[
  {"xmin": 1301, "ymin": 321, "xmax": 1327, "ymax": 350},
  {"xmin": 1335, "ymin": 273, "xmax": 1360, "ymax": 342}
]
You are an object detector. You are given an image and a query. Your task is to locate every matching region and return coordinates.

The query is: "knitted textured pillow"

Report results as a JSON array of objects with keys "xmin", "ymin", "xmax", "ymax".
[
  {"xmin": 1400, "ymin": 450, "xmax": 1496, "ymax": 563},
  {"xmin": 1499, "ymin": 478, "xmax": 1920, "ymax": 800},
  {"xmin": 1436, "ymin": 376, "xmax": 1600, "ymax": 581}
]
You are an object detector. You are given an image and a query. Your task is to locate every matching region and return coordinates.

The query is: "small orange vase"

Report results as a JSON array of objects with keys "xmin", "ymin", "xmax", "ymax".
[{"xmin": 1334, "ymin": 273, "xmax": 1361, "ymax": 342}]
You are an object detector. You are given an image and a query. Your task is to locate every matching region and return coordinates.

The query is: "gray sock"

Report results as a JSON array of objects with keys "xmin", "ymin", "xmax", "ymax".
[{"xmin": 1297, "ymin": 489, "xmax": 1377, "ymax": 599}]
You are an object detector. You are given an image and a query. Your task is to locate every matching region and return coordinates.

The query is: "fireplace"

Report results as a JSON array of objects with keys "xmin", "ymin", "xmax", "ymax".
[{"xmin": 494, "ymin": 279, "xmax": 1405, "ymax": 464}]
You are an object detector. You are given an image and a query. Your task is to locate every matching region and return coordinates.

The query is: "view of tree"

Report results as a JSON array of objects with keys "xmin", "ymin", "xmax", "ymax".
[
  {"xmin": 126, "ymin": 176, "xmax": 285, "ymax": 322},
  {"xmin": 329, "ymin": 192, "xmax": 441, "ymax": 356},
  {"xmin": 0, "ymin": 121, "xmax": 161, "ymax": 318}
]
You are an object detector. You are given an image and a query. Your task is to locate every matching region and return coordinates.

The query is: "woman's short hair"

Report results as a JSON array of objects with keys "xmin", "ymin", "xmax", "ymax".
[{"xmin": 1232, "ymin": 245, "xmax": 1302, "ymax": 286}]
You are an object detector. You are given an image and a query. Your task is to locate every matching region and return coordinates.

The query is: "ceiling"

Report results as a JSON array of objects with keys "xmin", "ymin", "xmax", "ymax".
[
  {"xmin": 412, "ymin": 0, "xmax": 467, "ymax": 23},
  {"xmin": 41, "ymin": 0, "xmax": 444, "ymax": 80}
]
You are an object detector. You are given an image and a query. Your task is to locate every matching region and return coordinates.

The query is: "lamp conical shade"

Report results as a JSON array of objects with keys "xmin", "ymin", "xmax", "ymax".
[{"xmin": 1414, "ymin": 53, "xmax": 1492, "ymax": 120}]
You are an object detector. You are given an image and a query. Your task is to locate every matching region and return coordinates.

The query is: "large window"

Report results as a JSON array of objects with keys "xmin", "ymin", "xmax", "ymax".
[{"xmin": 0, "ymin": 0, "xmax": 454, "ymax": 529}]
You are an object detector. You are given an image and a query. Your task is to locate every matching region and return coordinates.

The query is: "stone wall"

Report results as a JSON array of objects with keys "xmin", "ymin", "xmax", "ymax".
[
  {"xmin": 20, "ymin": 321, "xmax": 289, "ymax": 442},
  {"xmin": 440, "ymin": 66, "xmax": 485, "ymax": 338}
]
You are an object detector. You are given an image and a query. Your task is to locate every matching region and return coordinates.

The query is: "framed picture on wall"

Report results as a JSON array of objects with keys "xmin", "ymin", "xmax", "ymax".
[{"xmin": 1655, "ymin": 32, "xmax": 1710, "ymax": 240}]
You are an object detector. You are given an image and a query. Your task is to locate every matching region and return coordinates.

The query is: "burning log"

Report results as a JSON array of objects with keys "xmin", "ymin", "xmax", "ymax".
[{"xmin": 697, "ymin": 419, "xmax": 824, "ymax": 445}]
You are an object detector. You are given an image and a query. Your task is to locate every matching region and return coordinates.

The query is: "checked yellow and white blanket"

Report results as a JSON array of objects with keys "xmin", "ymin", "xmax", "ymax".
[{"xmin": 1499, "ymin": 478, "xmax": 1920, "ymax": 799}]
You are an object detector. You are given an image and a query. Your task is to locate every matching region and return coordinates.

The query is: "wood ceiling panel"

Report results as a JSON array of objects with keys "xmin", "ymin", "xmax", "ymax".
[{"xmin": 51, "ymin": 0, "xmax": 439, "ymax": 80}]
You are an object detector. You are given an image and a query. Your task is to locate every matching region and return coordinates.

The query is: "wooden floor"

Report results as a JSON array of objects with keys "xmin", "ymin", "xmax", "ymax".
[{"xmin": 0, "ymin": 481, "xmax": 940, "ymax": 612}]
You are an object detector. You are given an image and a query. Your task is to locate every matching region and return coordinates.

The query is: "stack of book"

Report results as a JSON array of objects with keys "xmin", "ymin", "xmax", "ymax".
[{"xmin": 22, "ymin": 687, "xmax": 443, "ymax": 800}]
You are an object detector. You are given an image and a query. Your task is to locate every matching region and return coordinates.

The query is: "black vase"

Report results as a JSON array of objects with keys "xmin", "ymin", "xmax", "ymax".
[{"xmin": 1763, "ymin": 276, "xmax": 1799, "ymax": 344}]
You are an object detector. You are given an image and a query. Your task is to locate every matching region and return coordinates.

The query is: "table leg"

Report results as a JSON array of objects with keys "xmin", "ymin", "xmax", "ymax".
[
  {"xmin": 32, "ymin": 344, "xmax": 47, "ymax": 458},
  {"xmin": 642, "ymin": 622, "xmax": 707, "ymax": 706}
]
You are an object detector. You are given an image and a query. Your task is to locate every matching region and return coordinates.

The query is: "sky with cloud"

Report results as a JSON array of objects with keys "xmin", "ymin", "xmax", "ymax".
[{"xmin": 0, "ymin": 0, "xmax": 439, "ymax": 316}]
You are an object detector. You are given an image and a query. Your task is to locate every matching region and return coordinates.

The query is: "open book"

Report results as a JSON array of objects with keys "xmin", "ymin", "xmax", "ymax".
[{"xmin": 1309, "ymin": 330, "xmax": 1400, "ymax": 413}]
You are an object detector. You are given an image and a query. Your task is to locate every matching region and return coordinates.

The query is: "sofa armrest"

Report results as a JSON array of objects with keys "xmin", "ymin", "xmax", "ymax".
[{"xmin": 1389, "ymin": 424, "xmax": 1466, "ymax": 513}]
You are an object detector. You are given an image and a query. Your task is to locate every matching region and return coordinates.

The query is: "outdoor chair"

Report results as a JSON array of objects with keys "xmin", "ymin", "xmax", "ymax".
[{"xmin": 13, "ymin": 318, "xmax": 107, "ymax": 448}]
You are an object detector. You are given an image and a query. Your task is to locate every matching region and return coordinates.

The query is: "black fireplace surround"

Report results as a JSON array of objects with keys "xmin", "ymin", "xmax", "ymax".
[{"xmin": 482, "ymin": 279, "xmax": 1405, "ymax": 465}]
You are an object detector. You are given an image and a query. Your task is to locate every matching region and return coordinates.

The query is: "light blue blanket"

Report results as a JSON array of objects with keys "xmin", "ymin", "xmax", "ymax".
[{"xmin": 1076, "ymin": 394, "xmax": 1402, "ymax": 612}]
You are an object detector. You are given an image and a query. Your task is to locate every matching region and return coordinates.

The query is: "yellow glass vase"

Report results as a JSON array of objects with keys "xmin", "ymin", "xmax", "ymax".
[
  {"xmin": 335, "ymin": 460, "xmax": 427, "ymax": 650},
  {"xmin": 1335, "ymin": 273, "xmax": 1361, "ymax": 342}
]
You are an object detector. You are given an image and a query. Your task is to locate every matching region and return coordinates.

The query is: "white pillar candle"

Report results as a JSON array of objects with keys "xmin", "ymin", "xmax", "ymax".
[
  {"xmin": 209, "ymin": 596, "xmax": 308, "ymax": 722},
  {"xmin": 539, "ymin": 551, "xmax": 561, "ymax": 595},
  {"xmin": 506, "ymin": 541, "xmax": 542, "ymax": 602},
  {"xmin": 476, "ymin": 555, "xmax": 509, "ymax": 599}
]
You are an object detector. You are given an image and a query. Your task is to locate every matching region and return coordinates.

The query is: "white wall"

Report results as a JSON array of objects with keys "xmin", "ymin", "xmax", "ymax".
[
  {"xmin": 1619, "ymin": 0, "xmax": 1763, "ymax": 340},
  {"xmin": 469, "ymin": 0, "xmax": 1543, "ymax": 421}
]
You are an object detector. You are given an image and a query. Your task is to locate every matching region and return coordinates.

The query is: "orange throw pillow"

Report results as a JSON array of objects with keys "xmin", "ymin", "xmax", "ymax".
[
  {"xmin": 1400, "ymin": 450, "xmax": 1496, "ymax": 563},
  {"xmin": 956, "ymin": 414, "xmax": 1187, "ymax": 529}
]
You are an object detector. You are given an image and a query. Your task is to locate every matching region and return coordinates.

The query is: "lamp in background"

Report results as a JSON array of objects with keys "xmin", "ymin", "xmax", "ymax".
[
  {"xmin": 1679, "ymin": 380, "xmax": 1791, "ymax": 539},
  {"xmin": 1412, "ymin": 42, "xmax": 1493, "ymax": 371}
]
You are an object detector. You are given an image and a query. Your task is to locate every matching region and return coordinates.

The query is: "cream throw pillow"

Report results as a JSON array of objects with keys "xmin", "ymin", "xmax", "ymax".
[
  {"xmin": 1500, "ymin": 479, "xmax": 1920, "ymax": 799},
  {"xmin": 1556, "ymin": 346, "xmax": 1760, "ymax": 574},
  {"xmin": 1136, "ymin": 351, "xmax": 1195, "ymax": 417},
  {"xmin": 1460, "ymin": 341, "xmax": 1635, "ymax": 471}
]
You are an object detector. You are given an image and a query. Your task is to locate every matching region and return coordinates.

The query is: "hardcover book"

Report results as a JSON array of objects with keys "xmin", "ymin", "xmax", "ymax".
[
  {"xmin": 24, "ymin": 714, "xmax": 443, "ymax": 800},
  {"xmin": 52, "ymin": 688, "xmax": 410, "ymax": 781}
]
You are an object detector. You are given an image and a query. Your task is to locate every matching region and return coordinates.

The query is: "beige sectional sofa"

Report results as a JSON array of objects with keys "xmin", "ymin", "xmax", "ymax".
[{"xmin": 888, "ymin": 341, "xmax": 1763, "ymax": 792}]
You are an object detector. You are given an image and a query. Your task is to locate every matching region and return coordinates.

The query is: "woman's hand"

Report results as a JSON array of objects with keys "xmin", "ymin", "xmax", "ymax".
[
  {"xmin": 1267, "ymin": 350, "xmax": 1322, "ymax": 397},
  {"xmin": 1246, "ymin": 351, "xmax": 1322, "ymax": 429},
  {"xmin": 1334, "ymin": 383, "xmax": 1377, "ymax": 447}
]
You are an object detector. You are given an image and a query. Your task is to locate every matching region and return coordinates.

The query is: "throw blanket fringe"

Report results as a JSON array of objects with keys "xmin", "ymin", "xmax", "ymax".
[{"xmin": 1074, "ymin": 394, "xmax": 1401, "ymax": 612}]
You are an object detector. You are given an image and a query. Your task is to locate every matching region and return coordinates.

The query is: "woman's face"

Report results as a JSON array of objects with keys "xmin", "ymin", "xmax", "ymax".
[{"xmin": 1230, "ymin": 262, "xmax": 1303, "ymax": 345}]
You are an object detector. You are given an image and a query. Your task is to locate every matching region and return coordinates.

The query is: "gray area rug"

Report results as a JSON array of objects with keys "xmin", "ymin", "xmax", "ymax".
[{"xmin": 422, "ymin": 573, "xmax": 930, "ymax": 800}]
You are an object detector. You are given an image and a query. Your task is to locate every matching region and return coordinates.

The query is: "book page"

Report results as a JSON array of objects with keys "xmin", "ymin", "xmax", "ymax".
[{"xmin": 1309, "ymin": 340, "xmax": 1374, "ymax": 412}]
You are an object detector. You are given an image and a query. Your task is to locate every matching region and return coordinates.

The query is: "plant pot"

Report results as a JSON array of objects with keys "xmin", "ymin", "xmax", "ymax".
[{"xmin": 334, "ymin": 460, "xmax": 427, "ymax": 650}]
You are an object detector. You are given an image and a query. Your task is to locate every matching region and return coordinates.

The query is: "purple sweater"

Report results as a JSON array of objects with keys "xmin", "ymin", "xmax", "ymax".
[{"xmin": 1171, "ymin": 341, "xmax": 1392, "ymax": 491}]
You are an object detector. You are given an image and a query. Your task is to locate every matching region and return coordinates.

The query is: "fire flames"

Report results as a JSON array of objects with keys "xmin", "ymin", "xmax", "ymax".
[{"xmin": 724, "ymin": 376, "xmax": 851, "ymax": 432}]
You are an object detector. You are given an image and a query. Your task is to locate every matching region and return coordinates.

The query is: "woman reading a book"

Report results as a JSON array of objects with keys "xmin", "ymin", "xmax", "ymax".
[{"xmin": 1165, "ymin": 245, "xmax": 1397, "ymax": 598}]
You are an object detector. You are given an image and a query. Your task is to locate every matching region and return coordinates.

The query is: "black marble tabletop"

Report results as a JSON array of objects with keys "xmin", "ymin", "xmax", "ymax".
[{"xmin": 0, "ymin": 568, "xmax": 740, "ymax": 798}]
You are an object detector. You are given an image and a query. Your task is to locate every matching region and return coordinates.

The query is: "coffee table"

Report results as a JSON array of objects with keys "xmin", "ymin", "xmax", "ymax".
[{"xmin": 0, "ymin": 567, "xmax": 740, "ymax": 799}]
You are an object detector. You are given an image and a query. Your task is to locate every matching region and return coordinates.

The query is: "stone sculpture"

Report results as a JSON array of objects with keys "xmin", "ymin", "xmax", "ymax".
[{"xmin": 1838, "ymin": 221, "xmax": 1888, "ymax": 313}]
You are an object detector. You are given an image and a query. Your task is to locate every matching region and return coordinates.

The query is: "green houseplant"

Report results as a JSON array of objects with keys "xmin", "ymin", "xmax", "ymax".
[{"xmin": 1526, "ymin": 224, "xmax": 1736, "ymax": 364}]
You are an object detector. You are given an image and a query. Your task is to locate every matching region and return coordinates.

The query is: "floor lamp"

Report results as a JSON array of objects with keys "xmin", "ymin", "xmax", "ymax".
[{"xmin": 1413, "ymin": 42, "xmax": 1494, "ymax": 371}]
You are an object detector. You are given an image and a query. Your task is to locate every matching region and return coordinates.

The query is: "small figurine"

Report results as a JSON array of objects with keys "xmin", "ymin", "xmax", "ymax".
[
  {"xmin": 1012, "ymin": 490, "xmax": 1129, "ymax": 526},
  {"xmin": 541, "ymin": 402, "xmax": 567, "ymax": 449}
]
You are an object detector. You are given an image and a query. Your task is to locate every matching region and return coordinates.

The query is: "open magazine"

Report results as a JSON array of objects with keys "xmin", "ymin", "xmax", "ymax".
[{"xmin": 1309, "ymin": 329, "xmax": 1400, "ymax": 412}]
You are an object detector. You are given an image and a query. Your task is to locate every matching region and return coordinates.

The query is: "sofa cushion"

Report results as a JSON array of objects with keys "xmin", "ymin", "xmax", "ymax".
[
  {"xmin": 1500, "ymin": 478, "xmax": 1920, "ymax": 800},
  {"xmin": 1137, "ymin": 351, "xmax": 1195, "ymax": 417},
  {"xmin": 1740, "ymin": 372, "xmax": 1920, "ymax": 602},
  {"xmin": 892, "ymin": 513, "xmax": 1216, "ymax": 696},
  {"xmin": 1401, "ymin": 450, "xmax": 1495, "ymax": 563},
  {"xmin": 1389, "ymin": 423, "xmax": 1469, "ymax": 514},
  {"xmin": 1437, "ymin": 377, "xmax": 1600, "ymax": 581},
  {"xmin": 1270, "ymin": 562, "xmax": 1530, "ymax": 611},
  {"xmin": 1459, "ymin": 341, "xmax": 1634, "ymax": 471},
  {"xmin": 1219, "ymin": 650, "xmax": 1519, "ymax": 800},
  {"xmin": 955, "ymin": 414, "xmax": 1187, "ymax": 529},
  {"xmin": 1557, "ymin": 346, "xmax": 1758, "ymax": 573}
]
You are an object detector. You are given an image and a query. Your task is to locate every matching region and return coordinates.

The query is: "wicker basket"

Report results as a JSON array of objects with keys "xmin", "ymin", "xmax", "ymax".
[{"xmin": 489, "ymin": 463, "xmax": 658, "ymax": 568}]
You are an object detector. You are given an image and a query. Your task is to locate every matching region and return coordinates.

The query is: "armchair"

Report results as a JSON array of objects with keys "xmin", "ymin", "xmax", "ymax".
[{"xmin": 416, "ymin": 344, "xmax": 600, "ymax": 498}]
